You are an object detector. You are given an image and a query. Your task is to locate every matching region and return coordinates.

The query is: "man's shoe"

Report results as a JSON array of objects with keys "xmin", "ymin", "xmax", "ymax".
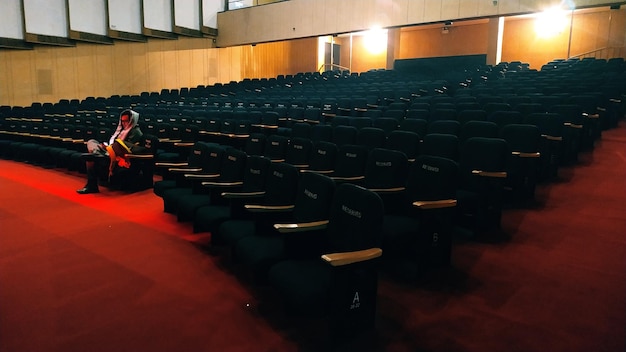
[{"xmin": 76, "ymin": 187, "xmax": 99, "ymax": 194}]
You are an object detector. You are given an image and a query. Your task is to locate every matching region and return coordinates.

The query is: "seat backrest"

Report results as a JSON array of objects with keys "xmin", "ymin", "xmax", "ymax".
[
  {"xmin": 372, "ymin": 117, "xmax": 398, "ymax": 134},
  {"xmin": 201, "ymin": 143, "xmax": 226, "ymax": 174},
  {"xmin": 499, "ymin": 123, "xmax": 541, "ymax": 153},
  {"xmin": 332, "ymin": 125, "xmax": 358, "ymax": 147},
  {"xmin": 263, "ymin": 134, "xmax": 289, "ymax": 161},
  {"xmin": 285, "ymin": 137, "xmax": 313, "ymax": 166},
  {"xmin": 349, "ymin": 117, "xmax": 373, "ymax": 129},
  {"xmin": 241, "ymin": 155, "xmax": 271, "ymax": 193},
  {"xmin": 429, "ymin": 108, "xmax": 457, "ymax": 123},
  {"xmin": 385, "ymin": 130, "xmax": 420, "ymax": 160},
  {"xmin": 244, "ymin": 133, "xmax": 266, "ymax": 156},
  {"xmin": 290, "ymin": 122, "xmax": 312, "ymax": 139},
  {"xmin": 523, "ymin": 112, "xmax": 565, "ymax": 137},
  {"xmin": 308, "ymin": 140, "xmax": 338, "ymax": 172},
  {"xmin": 292, "ymin": 172, "xmax": 336, "ymax": 223},
  {"xmin": 263, "ymin": 162, "xmax": 300, "ymax": 206},
  {"xmin": 406, "ymin": 155, "xmax": 459, "ymax": 204},
  {"xmin": 459, "ymin": 137, "xmax": 509, "ymax": 177},
  {"xmin": 356, "ymin": 127, "xmax": 387, "ymax": 150},
  {"xmin": 399, "ymin": 118, "xmax": 428, "ymax": 136},
  {"xmin": 459, "ymin": 120, "xmax": 499, "ymax": 145},
  {"xmin": 428, "ymin": 119, "xmax": 461, "ymax": 136},
  {"xmin": 139, "ymin": 133, "xmax": 159, "ymax": 155},
  {"xmin": 333, "ymin": 144, "xmax": 369, "ymax": 178},
  {"xmin": 187, "ymin": 142, "xmax": 217, "ymax": 168},
  {"xmin": 364, "ymin": 148, "xmax": 410, "ymax": 190},
  {"xmin": 405, "ymin": 108, "xmax": 430, "ymax": 121},
  {"xmin": 421, "ymin": 133, "xmax": 459, "ymax": 161},
  {"xmin": 487, "ymin": 110, "xmax": 524, "ymax": 130},
  {"xmin": 457, "ymin": 109, "xmax": 487, "ymax": 125},
  {"xmin": 310, "ymin": 124, "xmax": 333, "ymax": 142},
  {"xmin": 327, "ymin": 183, "xmax": 385, "ymax": 252},
  {"xmin": 483, "ymin": 102, "xmax": 512, "ymax": 115},
  {"xmin": 219, "ymin": 147, "xmax": 248, "ymax": 182}
]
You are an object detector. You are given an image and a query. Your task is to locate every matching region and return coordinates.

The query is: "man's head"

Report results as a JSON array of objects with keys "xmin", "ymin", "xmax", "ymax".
[{"xmin": 121, "ymin": 112, "xmax": 132, "ymax": 126}]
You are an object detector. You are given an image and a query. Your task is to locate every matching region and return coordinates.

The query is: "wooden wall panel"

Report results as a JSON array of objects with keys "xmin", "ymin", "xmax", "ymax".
[
  {"xmin": 347, "ymin": 35, "xmax": 388, "ymax": 73},
  {"xmin": 570, "ymin": 10, "xmax": 611, "ymax": 56},
  {"xmin": 93, "ymin": 45, "xmax": 115, "ymax": 98},
  {"xmin": 609, "ymin": 9, "xmax": 626, "ymax": 48},
  {"xmin": 217, "ymin": 0, "xmax": 622, "ymax": 47},
  {"xmin": 10, "ymin": 51, "xmax": 36, "ymax": 104},
  {"xmin": 398, "ymin": 23, "xmax": 489, "ymax": 59},
  {"xmin": 501, "ymin": 18, "xmax": 570, "ymax": 69},
  {"xmin": 53, "ymin": 47, "xmax": 78, "ymax": 99},
  {"xmin": 74, "ymin": 45, "xmax": 98, "ymax": 100},
  {"xmin": 240, "ymin": 38, "xmax": 317, "ymax": 79},
  {"xmin": 1, "ymin": 6, "xmax": 624, "ymax": 107},
  {"xmin": 0, "ymin": 36, "xmax": 227, "ymax": 106}
]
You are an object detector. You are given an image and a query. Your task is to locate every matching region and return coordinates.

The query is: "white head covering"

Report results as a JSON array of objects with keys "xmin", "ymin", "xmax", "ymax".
[{"xmin": 108, "ymin": 109, "xmax": 140, "ymax": 145}]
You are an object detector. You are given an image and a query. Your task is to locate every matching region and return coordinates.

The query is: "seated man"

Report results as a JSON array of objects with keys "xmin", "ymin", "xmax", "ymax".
[{"xmin": 77, "ymin": 109, "xmax": 144, "ymax": 194}]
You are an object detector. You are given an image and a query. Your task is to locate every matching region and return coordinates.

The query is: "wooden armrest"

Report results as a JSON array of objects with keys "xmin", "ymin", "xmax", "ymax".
[
  {"xmin": 321, "ymin": 248, "xmax": 383, "ymax": 267},
  {"xmin": 221, "ymin": 191, "xmax": 266, "ymax": 199},
  {"xmin": 125, "ymin": 154, "xmax": 154, "ymax": 159},
  {"xmin": 368, "ymin": 187, "xmax": 406, "ymax": 193},
  {"xmin": 174, "ymin": 142, "xmax": 195, "ymax": 147},
  {"xmin": 252, "ymin": 124, "xmax": 279, "ymax": 129},
  {"xmin": 155, "ymin": 162, "xmax": 188, "ymax": 168},
  {"xmin": 582, "ymin": 112, "xmax": 599, "ymax": 119},
  {"xmin": 331, "ymin": 175, "xmax": 365, "ymax": 182},
  {"xmin": 270, "ymin": 158, "xmax": 286, "ymax": 163},
  {"xmin": 413, "ymin": 199, "xmax": 457, "ymax": 209},
  {"xmin": 541, "ymin": 134, "xmax": 563, "ymax": 142},
  {"xmin": 512, "ymin": 151, "xmax": 541, "ymax": 158},
  {"xmin": 301, "ymin": 169, "xmax": 334, "ymax": 174},
  {"xmin": 224, "ymin": 133, "xmax": 250, "ymax": 139},
  {"xmin": 274, "ymin": 220, "xmax": 329, "ymax": 233},
  {"xmin": 471, "ymin": 170, "xmax": 508, "ymax": 178},
  {"xmin": 202, "ymin": 181, "xmax": 244, "ymax": 187},
  {"xmin": 184, "ymin": 173, "xmax": 220, "ymax": 180},
  {"xmin": 244, "ymin": 204, "xmax": 295, "ymax": 212},
  {"xmin": 169, "ymin": 167, "xmax": 202, "ymax": 173}
]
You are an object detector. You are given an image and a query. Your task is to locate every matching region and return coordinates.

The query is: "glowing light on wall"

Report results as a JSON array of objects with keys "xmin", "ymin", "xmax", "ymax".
[
  {"xmin": 363, "ymin": 27, "xmax": 387, "ymax": 55},
  {"xmin": 534, "ymin": 7, "xmax": 569, "ymax": 38}
]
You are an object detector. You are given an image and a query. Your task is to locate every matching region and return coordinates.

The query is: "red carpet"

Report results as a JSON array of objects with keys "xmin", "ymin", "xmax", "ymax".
[{"xmin": 0, "ymin": 123, "xmax": 625, "ymax": 351}]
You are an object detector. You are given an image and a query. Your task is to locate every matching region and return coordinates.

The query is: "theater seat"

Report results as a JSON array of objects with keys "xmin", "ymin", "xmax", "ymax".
[
  {"xmin": 268, "ymin": 183, "xmax": 384, "ymax": 339},
  {"xmin": 381, "ymin": 155, "xmax": 458, "ymax": 281},
  {"xmin": 233, "ymin": 172, "xmax": 336, "ymax": 282}
]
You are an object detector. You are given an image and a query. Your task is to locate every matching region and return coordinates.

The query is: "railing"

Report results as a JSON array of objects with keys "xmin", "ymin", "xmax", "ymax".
[
  {"xmin": 317, "ymin": 63, "xmax": 351, "ymax": 74},
  {"xmin": 569, "ymin": 47, "xmax": 625, "ymax": 60}
]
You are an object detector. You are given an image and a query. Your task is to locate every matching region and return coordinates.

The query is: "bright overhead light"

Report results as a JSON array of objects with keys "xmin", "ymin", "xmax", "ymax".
[
  {"xmin": 363, "ymin": 27, "xmax": 387, "ymax": 55},
  {"xmin": 535, "ymin": 6, "xmax": 569, "ymax": 38}
]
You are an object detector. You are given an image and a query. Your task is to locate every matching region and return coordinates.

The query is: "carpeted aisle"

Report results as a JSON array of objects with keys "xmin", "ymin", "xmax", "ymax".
[
  {"xmin": 0, "ymin": 172, "xmax": 296, "ymax": 352},
  {"xmin": 0, "ymin": 122, "xmax": 625, "ymax": 352}
]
